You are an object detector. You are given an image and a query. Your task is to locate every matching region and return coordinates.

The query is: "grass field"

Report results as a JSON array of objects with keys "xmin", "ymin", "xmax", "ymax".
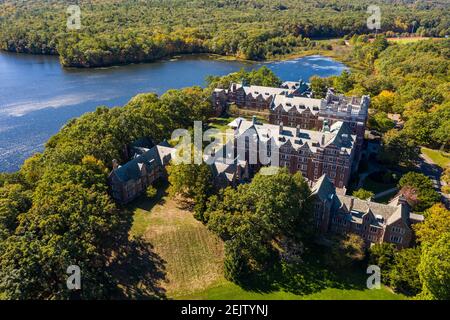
[
  {"xmin": 421, "ymin": 147, "xmax": 450, "ymax": 169},
  {"xmin": 129, "ymin": 189, "xmax": 225, "ymax": 298},
  {"xmin": 362, "ymin": 176, "xmax": 396, "ymax": 194},
  {"xmin": 179, "ymin": 280, "xmax": 405, "ymax": 300},
  {"xmin": 386, "ymin": 36, "xmax": 441, "ymax": 44},
  {"xmin": 124, "ymin": 184, "xmax": 406, "ymax": 300}
]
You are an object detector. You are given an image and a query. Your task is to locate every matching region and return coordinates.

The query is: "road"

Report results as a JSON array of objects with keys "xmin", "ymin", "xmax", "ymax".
[{"xmin": 419, "ymin": 152, "xmax": 449, "ymax": 208}]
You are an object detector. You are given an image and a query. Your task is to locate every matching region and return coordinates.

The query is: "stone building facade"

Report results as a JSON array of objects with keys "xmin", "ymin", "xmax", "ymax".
[
  {"xmin": 213, "ymin": 82, "xmax": 369, "ymax": 163},
  {"xmin": 229, "ymin": 117, "xmax": 356, "ymax": 189},
  {"xmin": 311, "ymin": 175, "xmax": 424, "ymax": 248},
  {"xmin": 108, "ymin": 140, "xmax": 249, "ymax": 204}
]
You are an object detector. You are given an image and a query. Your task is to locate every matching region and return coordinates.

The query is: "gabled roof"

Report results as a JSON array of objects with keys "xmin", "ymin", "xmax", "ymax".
[
  {"xmin": 228, "ymin": 117, "xmax": 246, "ymax": 129},
  {"xmin": 324, "ymin": 121, "xmax": 354, "ymax": 151},
  {"xmin": 231, "ymin": 118, "xmax": 355, "ymax": 154},
  {"xmin": 311, "ymin": 175, "xmax": 337, "ymax": 201},
  {"xmin": 111, "ymin": 141, "xmax": 174, "ymax": 182}
]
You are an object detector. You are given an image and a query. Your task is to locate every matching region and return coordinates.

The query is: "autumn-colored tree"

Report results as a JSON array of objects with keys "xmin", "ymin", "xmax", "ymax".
[
  {"xmin": 414, "ymin": 204, "xmax": 450, "ymax": 245},
  {"xmin": 418, "ymin": 233, "xmax": 450, "ymax": 300}
]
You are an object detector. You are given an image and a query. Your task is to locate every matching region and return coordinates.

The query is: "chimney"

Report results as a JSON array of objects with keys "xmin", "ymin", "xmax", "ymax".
[
  {"xmin": 112, "ymin": 159, "xmax": 119, "ymax": 170},
  {"xmin": 296, "ymin": 124, "xmax": 301, "ymax": 137},
  {"xmin": 279, "ymin": 122, "xmax": 284, "ymax": 134},
  {"xmin": 322, "ymin": 119, "xmax": 330, "ymax": 132},
  {"xmin": 252, "ymin": 115, "xmax": 257, "ymax": 125},
  {"xmin": 349, "ymin": 197, "xmax": 354, "ymax": 211},
  {"xmin": 321, "ymin": 134, "xmax": 325, "ymax": 146}
]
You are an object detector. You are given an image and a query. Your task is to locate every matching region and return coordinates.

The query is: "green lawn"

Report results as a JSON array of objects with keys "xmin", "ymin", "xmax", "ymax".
[
  {"xmin": 387, "ymin": 37, "xmax": 441, "ymax": 44},
  {"xmin": 178, "ymin": 280, "xmax": 405, "ymax": 300},
  {"xmin": 362, "ymin": 176, "xmax": 396, "ymax": 194},
  {"xmin": 208, "ymin": 117, "xmax": 232, "ymax": 132},
  {"xmin": 126, "ymin": 186, "xmax": 225, "ymax": 298},
  {"xmin": 421, "ymin": 147, "xmax": 450, "ymax": 169},
  {"xmin": 123, "ymin": 184, "xmax": 405, "ymax": 300},
  {"xmin": 374, "ymin": 191, "xmax": 398, "ymax": 204}
]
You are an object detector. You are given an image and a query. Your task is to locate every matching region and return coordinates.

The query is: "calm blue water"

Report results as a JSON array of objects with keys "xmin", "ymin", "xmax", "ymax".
[{"xmin": 0, "ymin": 52, "xmax": 346, "ymax": 172}]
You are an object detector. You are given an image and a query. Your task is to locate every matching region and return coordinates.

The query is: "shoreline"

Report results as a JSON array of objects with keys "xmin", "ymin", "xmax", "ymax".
[{"xmin": 1, "ymin": 47, "xmax": 350, "ymax": 70}]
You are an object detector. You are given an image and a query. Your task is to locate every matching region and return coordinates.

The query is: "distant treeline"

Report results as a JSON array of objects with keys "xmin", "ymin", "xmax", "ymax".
[{"xmin": 0, "ymin": 0, "xmax": 449, "ymax": 67}]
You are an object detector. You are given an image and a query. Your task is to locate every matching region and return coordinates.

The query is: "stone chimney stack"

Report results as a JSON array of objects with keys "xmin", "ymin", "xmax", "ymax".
[
  {"xmin": 321, "ymin": 134, "xmax": 325, "ymax": 146},
  {"xmin": 296, "ymin": 125, "xmax": 301, "ymax": 137},
  {"xmin": 279, "ymin": 122, "xmax": 284, "ymax": 134},
  {"xmin": 322, "ymin": 119, "xmax": 330, "ymax": 132}
]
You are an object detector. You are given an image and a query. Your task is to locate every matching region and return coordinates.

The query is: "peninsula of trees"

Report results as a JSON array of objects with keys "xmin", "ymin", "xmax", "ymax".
[{"xmin": 0, "ymin": 0, "xmax": 449, "ymax": 67}]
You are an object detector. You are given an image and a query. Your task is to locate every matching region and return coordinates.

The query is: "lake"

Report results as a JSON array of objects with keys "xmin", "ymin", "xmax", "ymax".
[{"xmin": 0, "ymin": 52, "xmax": 347, "ymax": 172}]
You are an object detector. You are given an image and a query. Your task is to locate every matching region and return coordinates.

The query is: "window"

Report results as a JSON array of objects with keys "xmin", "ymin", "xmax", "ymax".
[
  {"xmin": 370, "ymin": 226, "xmax": 378, "ymax": 233},
  {"xmin": 392, "ymin": 226, "xmax": 405, "ymax": 234},
  {"xmin": 390, "ymin": 235, "xmax": 402, "ymax": 244}
]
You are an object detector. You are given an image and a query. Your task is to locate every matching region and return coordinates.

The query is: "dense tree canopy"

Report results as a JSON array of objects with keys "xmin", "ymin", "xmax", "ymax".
[
  {"xmin": 398, "ymin": 172, "xmax": 440, "ymax": 212},
  {"xmin": 418, "ymin": 232, "xmax": 450, "ymax": 300},
  {"xmin": 0, "ymin": 157, "xmax": 123, "ymax": 299},
  {"xmin": 414, "ymin": 204, "xmax": 450, "ymax": 246},
  {"xmin": 352, "ymin": 188, "xmax": 374, "ymax": 200},
  {"xmin": 0, "ymin": 78, "xmax": 220, "ymax": 298},
  {"xmin": 205, "ymin": 169, "xmax": 312, "ymax": 281},
  {"xmin": 389, "ymin": 247, "xmax": 422, "ymax": 296},
  {"xmin": 1, "ymin": 0, "xmax": 449, "ymax": 67},
  {"xmin": 319, "ymin": 37, "xmax": 450, "ymax": 152}
]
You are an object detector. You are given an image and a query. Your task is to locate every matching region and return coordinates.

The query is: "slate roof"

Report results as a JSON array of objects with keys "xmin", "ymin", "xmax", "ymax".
[
  {"xmin": 311, "ymin": 175, "xmax": 337, "ymax": 202},
  {"xmin": 232, "ymin": 118, "xmax": 355, "ymax": 154},
  {"xmin": 272, "ymin": 95, "xmax": 324, "ymax": 113},
  {"xmin": 203, "ymin": 140, "xmax": 247, "ymax": 183},
  {"xmin": 311, "ymin": 174, "xmax": 424, "ymax": 227},
  {"xmin": 234, "ymin": 83, "xmax": 292, "ymax": 98},
  {"xmin": 128, "ymin": 137, "xmax": 155, "ymax": 157},
  {"xmin": 111, "ymin": 141, "xmax": 174, "ymax": 182},
  {"xmin": 227, "ymin": 82, "xmax": 369, "ymax": 119}
]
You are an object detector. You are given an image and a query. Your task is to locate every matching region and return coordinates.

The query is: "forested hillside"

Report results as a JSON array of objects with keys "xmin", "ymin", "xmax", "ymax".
[
  {"xmin": 0, "ymin": 0, "xmax": 449, "ymax": 67},
  {"xmin": 311, "ymin": 37, "xmax": 449, "ymax": 153},
  {"xmin": 0, "ymin": 38, "xmax": 449, "ymax": 298}
]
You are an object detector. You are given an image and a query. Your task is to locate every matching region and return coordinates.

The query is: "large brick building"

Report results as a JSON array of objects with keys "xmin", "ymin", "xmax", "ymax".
[
  {"xmin": 311, "ymin": 175, "xmax": 424, "ymax": 248},
  {"xmin": 108, "ymin": 135, "xmax": 424, "ymax": 248},
  {"xmin": 229, "ymin": 117, "xmax": 356, "ymax": 189},
  {"xmin": 108, "ymin": 140, "xmax": 249, "ymax": 204},
  {"xmin": 213, "ymin": 82, "xmax": 369, "ymax": 162}
]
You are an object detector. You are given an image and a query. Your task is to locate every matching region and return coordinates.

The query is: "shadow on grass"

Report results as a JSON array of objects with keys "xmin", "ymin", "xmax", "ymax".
[
  {"xmin": 129, "ymin": 179, "xmax": 169, "ymax": 212},
  {"xmin": 109, "ymin": 237, "xmax": 167, "ymax": 300},
  {"xmin": 235, "ymin": 244, "xmax": 368, "ymax": 297},
  {"xmin": 109, "ymin": 179, "xmax": 170, "ymax": 299}
]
